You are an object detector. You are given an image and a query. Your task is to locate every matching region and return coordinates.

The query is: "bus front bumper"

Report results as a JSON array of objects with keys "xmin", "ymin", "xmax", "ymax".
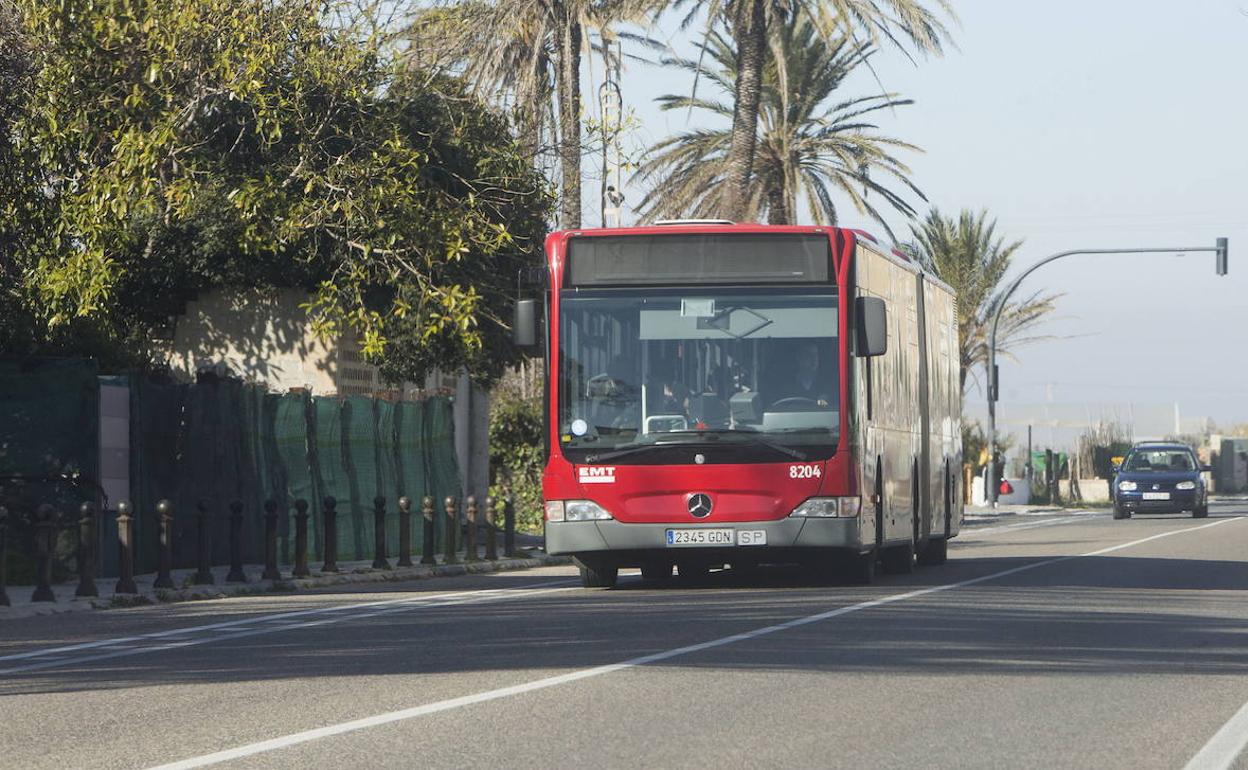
[{"xmin": 546, "ymin": 517, "xmax": 865, "ymax": 557}]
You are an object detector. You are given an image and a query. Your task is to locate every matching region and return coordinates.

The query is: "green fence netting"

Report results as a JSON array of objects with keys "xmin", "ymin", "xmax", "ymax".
[
  {"xmin": 127, "ymin": 381, "xmax": 461, "ymax": 567},
  {"xmin": 0, "ymin": 358, "xmax": 100, "ymax": 578},
  {"xmin": 2, "ymin": 362, "xmax": 462, "ymax": 575}
]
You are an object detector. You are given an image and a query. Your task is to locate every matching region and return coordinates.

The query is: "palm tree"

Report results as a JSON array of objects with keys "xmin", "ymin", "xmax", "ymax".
[
  {"xmin": 408, "ymin": 1, "xmax": 660, "ymax": 229},
  {"xmin": 633, "ymin": 17, "xmax": 924, "ymax": 239},
  {"xmin": 670, "ymin": 0, "xmax": 953, "ymax": 221},
  {"xmin": 907, "ymin": 208, "xmax": 1060, "ymax": 398}
]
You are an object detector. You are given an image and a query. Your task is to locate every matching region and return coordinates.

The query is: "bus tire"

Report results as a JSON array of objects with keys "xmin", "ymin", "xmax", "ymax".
[
  {"xmin": 677, "ymin": 561, "xmax": 710, "ymax": 583},
  {"xmin": 641, "ymin": 561, "xmax": 672, "ymax": 581},
  {"xmin": 880, "ymin": 540, "xmax": 915, "ymax": 574},
  {"xmin": 577, "ymin": 559, "xmax": 618, "ymax": 588},
  {"xmin": 846, "ymin": 549, "xmax": 876, "ymax": 585},
  {"xmin": 916, "ymin": 536, "xmax": 947, "ymax": 566}
]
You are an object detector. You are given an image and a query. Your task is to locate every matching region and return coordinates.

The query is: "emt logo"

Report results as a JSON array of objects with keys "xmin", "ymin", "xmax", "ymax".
[{"xmin": 578, "ymin": 466, "xmax": 616, "ymax": 484}]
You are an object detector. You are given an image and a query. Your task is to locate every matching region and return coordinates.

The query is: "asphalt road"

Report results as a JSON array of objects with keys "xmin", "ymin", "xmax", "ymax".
[{"xmin": 2, "ymin": 503, "xmax": 1247, "ymax": 770}]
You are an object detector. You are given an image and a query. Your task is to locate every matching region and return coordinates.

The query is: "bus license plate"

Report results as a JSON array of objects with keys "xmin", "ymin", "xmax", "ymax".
[
  {"xmin": 666, "ymin": 529, "xmax": 734, "ymax": 547},
  {"xmin": 1142, "ymin": 492, "xmax": 1170, "ymax": 500}
]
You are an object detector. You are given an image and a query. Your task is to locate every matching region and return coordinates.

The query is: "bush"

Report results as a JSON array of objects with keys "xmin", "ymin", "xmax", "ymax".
[{"xmin": 488, "ymin": 394, "xmax": 544, "ymax": 534}]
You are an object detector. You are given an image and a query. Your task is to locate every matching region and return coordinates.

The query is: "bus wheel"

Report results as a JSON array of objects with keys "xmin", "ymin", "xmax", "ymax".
[
  {"xmin": 880, "ymin": 540, "xmax": 915, "ymax": 574},
  {"xmin": 641, "ymin": 561, "xmax": 672, "ymax": 581},
  {"xmin": 577, "ymin": 559, "xmax": 618, "ymax": 588},
  {"xmin": 916, "ymin": 536, "xmax": 947, "ymax": 566},
  {"xmin": 677, "ymin": 561, "xmax": 710, "ymax": 584},
  {"xmin": 846, "ymin": 549, "xmax": 876, "ymax": 585}
]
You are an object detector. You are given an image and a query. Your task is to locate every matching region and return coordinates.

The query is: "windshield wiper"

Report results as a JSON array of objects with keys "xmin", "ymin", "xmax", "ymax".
[{"xmin": 585, "ymin": 430, "xmax": 805, "ymax": 463}]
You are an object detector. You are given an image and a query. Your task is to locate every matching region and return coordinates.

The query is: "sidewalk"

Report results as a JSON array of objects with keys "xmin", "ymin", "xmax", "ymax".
[
  {"xmin": 964, "ymin": 502, "xmax": 1105, "ymax": 522},
  {"xmin": 1, "ymin": 545, "xmax": 571, "ymax": 622}
]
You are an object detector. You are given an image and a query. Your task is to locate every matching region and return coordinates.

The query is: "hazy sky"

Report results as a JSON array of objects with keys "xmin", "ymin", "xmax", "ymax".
[{"xmin": 604, "ymin": 0, "xmax": 1248, "ymax": 440}]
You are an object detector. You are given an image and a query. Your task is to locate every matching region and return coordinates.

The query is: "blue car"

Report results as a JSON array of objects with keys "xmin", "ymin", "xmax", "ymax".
[{"xmin": 1112, "ymin": 442, "xmax": 1209, "ymax": 519}]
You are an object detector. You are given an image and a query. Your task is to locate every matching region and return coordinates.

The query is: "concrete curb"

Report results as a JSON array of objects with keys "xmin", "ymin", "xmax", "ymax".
[{"xmin": 1, "ymin": 552, "xmax": 573, "ymax": 621}]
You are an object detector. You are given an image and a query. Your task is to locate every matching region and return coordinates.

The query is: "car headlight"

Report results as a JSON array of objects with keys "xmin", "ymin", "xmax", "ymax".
[
  {"xmin": 545, "ymin": 500, "xmax": 613, "ymax": 522},
  {"xmin": 789, "ymin": 497, "xmax": 861, "ymax": 518},
  {"xmin": 1176, "ymin": 480, "xmax": 1196, "ymax": 490},
  {"xmin": 1118, "ymin": 481, "xmax": 1137, "ymax": 491}
]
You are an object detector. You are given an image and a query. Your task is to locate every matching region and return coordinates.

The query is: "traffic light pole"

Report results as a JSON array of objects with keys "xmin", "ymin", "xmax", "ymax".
[{"xmin": 986, "ymin": 239, "xmax": 1228, "ymax": 506}]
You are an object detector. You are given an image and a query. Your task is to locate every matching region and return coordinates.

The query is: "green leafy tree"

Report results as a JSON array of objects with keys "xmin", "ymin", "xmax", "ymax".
[
  {"xmin": 5, "ymin": 0, "xmax": 549, "ymax": 384},
  {"xmin": 670, "ymin": 0, "xmax": 953, "ymax": 221},
  {"xmin": 634, "ymin": 16, "xmax": 923, "ymax": 236},
  {"xmin": 907, "ymin": 208, "xmax": 1060, "ymax": 397}
]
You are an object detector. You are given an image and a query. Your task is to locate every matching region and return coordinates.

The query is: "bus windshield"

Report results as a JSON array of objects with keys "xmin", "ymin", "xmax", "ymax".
[{"xmin": 558, "ymin": 289, "xmax": 839, "ymax": 462}]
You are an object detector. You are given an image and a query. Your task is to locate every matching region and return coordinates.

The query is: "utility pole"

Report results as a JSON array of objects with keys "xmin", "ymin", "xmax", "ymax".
[
  {"xmin": 987, "ymin": 239, "xmax": 1228, "ymax": 506},
  {"xmin": 598, "ymin": 36, "xmax": 623, "ymax": 227}
]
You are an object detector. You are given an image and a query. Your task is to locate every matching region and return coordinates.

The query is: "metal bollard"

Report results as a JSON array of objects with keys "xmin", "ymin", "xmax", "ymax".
[
  {"xmin": 115, "ymin": 501, "xmax": 138, "ymax": 594},
  {"xmin": 443, "ymin": 497, "xmax": 459, "ymax": 565},
  {"xmin": 75, "ymin": 502, "xmax": 99, "ymax": 598},
  {"xmin": 0, "ymin": 505, "xmax": 9, "ymax": 607},
  {"xmin": 464, "ymin": 496, "xmax": 480, "ymax": 563},
  {"xmin": 372, "ymin": 496, "xmax": 391, "ymax": 570},
  {"xmin": 31, "ymin": 504, "xmax": 56, "ymax": 602},
  {"xmin": 226, "ymin": 500, "xmax": 247, "ymax": 583},
  {"xmin": 503, "ymin": 498, "xmax": 516, "ymax": 557},
  {"xmin": 292, "ymin": 499, "xmax": 310, "ymax": 578},
  {"xmin": 262, "ymin": 500, "xmax": 281, "ymax": 580},
  {"xmin": 484, "ymin": 496, "xmax": 498, "ymax": 561},
  {"xmin": 420, "ymin": 496, "xmax": 436, "ymax": 565},
  {"xmin": 193, "ymin": 499, "xmax": 215, "ymax": 585},
  {"xmin": 397, "ymin": 496, "xmax": 413, "ymax": 567},
  {"xmin": 321, "ymin": 496, "xmax": 339, "ymax": 573},
  {"xmin": 153, "ymin": 499, "xmax": 175, "ymax": 589}
]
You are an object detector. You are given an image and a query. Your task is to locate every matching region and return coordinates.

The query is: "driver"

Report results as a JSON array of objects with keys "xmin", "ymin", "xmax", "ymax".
[{"xmin": 773, "ymin": 341, "xmax": 833, "ymax": 408}]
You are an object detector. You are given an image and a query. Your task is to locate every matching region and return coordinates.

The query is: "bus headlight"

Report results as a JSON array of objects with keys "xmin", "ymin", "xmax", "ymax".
[
  {"xmin": 546, "ymin": 500, "xmax": 613, "ymax": 522},
  {"xmin": 789, "ymin": 497, "xmax": 861, "ymax": 518},
  {"xmin": 1175, "ymin": 481, "xmax": 1196, "ymax": 490},
  {"xmin": 1118, "ymin": 481, "xmax": 1137, "ymax": 491}
]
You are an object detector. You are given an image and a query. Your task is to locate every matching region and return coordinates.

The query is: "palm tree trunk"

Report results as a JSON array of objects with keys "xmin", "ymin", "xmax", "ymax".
[
  {"xmin": 766, "ymin": 187, "xmax": 789, "ymax": 224},
  {"xmin": 724, "ymin": 0, "xmax": 766, "ymax": 222},
  {"xmin": 556, "ymin": 8, "xmax": 582, "ymax": 229}
]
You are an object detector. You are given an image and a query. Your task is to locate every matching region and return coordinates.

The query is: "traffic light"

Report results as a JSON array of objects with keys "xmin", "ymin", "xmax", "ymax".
[{"xmin": 1216, "ymin": 237, "xmax": 1228, "ymax": 276}]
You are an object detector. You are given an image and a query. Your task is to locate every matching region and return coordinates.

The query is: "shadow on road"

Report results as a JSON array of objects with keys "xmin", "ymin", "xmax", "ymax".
[{"xmin": 3, "ymin": 551, "xmax": 1246, "ymax": 697}]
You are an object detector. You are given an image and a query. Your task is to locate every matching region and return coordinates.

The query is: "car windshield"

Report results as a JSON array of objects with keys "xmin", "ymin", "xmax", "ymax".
[
  {"xmin": 1123, "ymin": 450, "xmax": 1195, "ymax": 472},
  {"xmin": 557, "ymin": 289, "xmax": 839, "ymax": 462}
]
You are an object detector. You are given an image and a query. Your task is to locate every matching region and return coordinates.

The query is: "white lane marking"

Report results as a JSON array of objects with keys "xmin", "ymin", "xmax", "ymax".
[
  {"xmin": 0, "ymin": 580, "xmax": 575, "ymax": 675},
  {"xmin": 1184, "ymin": 699, "xmax": 1248, "ymax": 770},
  {"xmin": 148, "ymin": 516, "xmax": 1244, "ymax": 770}
]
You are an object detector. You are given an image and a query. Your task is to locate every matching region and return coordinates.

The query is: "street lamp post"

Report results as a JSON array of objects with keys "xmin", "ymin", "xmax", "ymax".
[{"xmin": 986, "ymin": 239, "xmax": 1228, "ymax": 506}]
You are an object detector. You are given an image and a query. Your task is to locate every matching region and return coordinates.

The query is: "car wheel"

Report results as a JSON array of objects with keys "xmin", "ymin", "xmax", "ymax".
[
  {"xmin": 1193, "ymin": 504, "xmax": 1208, "ymax": 519},
  {"xmin": 1112, "ymin": 504, "xmax": 1128, "ymax": 520}
]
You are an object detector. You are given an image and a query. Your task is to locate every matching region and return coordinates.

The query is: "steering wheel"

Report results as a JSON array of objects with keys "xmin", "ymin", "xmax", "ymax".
[{"xmin": 768, "ymin": 397, "xmax": 820, "ymax": 412}]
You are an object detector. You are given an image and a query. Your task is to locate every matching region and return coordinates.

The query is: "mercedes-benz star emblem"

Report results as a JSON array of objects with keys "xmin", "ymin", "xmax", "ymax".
[{"xmin": 688, "ymin": 493, "xmax": 713, "ymax": 518}]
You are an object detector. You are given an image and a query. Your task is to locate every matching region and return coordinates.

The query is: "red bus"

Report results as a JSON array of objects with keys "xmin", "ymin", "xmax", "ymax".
[{"xmin": 513, "ymin": 221, "xmax": 963, "ymax": 587}]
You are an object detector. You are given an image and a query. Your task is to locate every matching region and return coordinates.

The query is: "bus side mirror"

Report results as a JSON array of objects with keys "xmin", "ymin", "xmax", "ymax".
[
  {"xmin": 513, "ymin": 299, "xmax": 538, "ymax": 348},
  {"xmin": 855, "ymin": 297, "xmax": 887, "ymax": 357}
]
